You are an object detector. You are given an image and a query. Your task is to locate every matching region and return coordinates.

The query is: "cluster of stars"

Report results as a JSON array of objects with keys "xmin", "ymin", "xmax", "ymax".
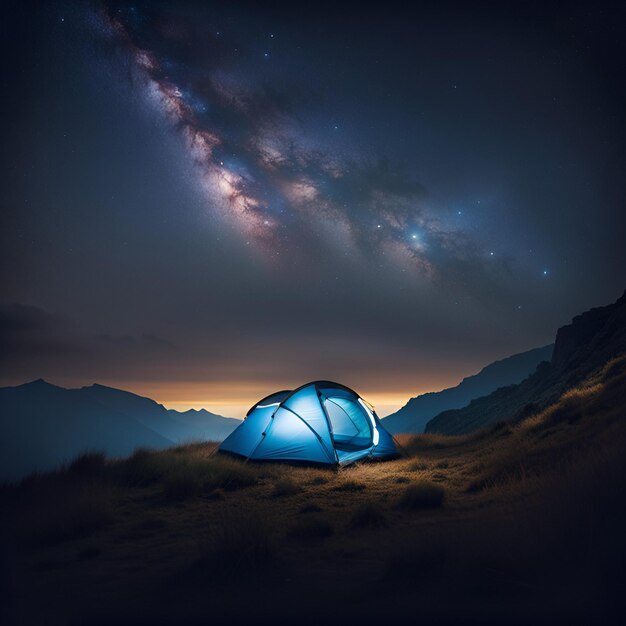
[{"xmin": 96, "ymin": 3, "xmax": 559, "ymax": 290}]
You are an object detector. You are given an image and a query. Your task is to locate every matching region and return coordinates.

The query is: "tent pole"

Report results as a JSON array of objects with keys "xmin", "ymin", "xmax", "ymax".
[{"xmin": 281, "ymin": 405, "xmax": 336, "ymax": 465}]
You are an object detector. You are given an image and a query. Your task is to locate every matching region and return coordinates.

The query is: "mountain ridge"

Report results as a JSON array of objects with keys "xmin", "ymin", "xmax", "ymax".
[
  {"xmin": 383, "ymin": 344, "xmax": 553, "ymax": 434},
  {"xmin": 0, "ymin": 380, "xmax": 241, "ymax": 481},
  {"xmin": 426, "ymin": 289, "xmax": 626, "ymax": 435}
]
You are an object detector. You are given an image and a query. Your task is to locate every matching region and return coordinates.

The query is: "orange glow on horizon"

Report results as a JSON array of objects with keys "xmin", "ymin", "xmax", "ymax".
[
  {"xmin": 112, "ymin": 381, "xmax": 444, "ymax": 419},
  {"xmin": 7, "ymin": 369, "xmax": 476, "ymax": 419}
]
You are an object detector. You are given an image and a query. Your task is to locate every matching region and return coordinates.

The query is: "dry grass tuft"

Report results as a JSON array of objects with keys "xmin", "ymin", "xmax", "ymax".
[
  {"xmin": 162, "ymin": 469, "xmax": 204, "ymax": 501},
  {"xmin": 113, "ymin": 448, "xmax": 257, "ymax": 500},
  {"xmin": 308, "ymin": 475, "xmax": 329, "ymax": 486},
  {"xmin": 467, "ymin": 436, "xmax": 530, "ymax": 492},
  {"xmin": 398, "ymin": 480, "xmax": 445, "ymax": 510},
  {"xmin": 349, "ymin": 502, "xmax": 388, "ymax": 529},
  {"xmin": 403, "ymin": 432, "xmax": 473, "ymax": 454},
  {"xmin": 407, "ymin": 460, "xmax": 429, "ymax": 472},
  {"xmin": 288, "ymin": 516, "xmax": 333, "ymax": 540},
  {"xmin": 332, "ymin": 479, "xmax": 366, "ymax": 492},
  {"xmin": 207, "ymin": 488, "xmax": 225, "ymax": 501},
  {"xmin": 28, "ymin": 483, "xmax": 115, "ymax": 545},
  {"xmin": 3, "ymin": 456, "xmax": 117, "ymax": 546},
  {"xmin": 67, "ymin": 452, "xmax": 106, "ymax": 478},
  {"xmin": 188, "ymin": 513, "xmax": 275, "ymax": 583},
  {"xmin": 271, "ymin": 478, "xmax": 301, "ymax": 497},
  {"xmin": 298, "ymin": 503, "xmax": 323, "ymax": 514},
  {"xmin": 384, "ymin": 546, "xmax": 447, "ymax": 584}
]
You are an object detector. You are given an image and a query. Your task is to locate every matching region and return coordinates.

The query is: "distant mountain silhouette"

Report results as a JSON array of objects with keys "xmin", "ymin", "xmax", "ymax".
[
  {"xmin": 0, "ymin": 381, "xmax": 240, "ymax": 481},
  {"xmin": 383, "ymin": 345, "xmax": 553, "ymax": 434},
  {"xmin": 80, "ymin": 383, "xmax": 239, "ymax": 442},
  {"xmin": 426, "ymin": 289, "xmax": 626, "ymax": 435}
]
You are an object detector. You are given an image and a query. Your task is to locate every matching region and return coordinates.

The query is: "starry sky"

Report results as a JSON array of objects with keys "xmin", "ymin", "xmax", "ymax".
[{"xmin": 2, "ymin": 1, "xmax": 625, "ymax": 417}]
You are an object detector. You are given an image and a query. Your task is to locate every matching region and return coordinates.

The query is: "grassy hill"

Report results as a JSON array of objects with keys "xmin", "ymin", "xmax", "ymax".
[{"xmin": 2, "ymin": 354, "xmax": 625, "ymax": 625}]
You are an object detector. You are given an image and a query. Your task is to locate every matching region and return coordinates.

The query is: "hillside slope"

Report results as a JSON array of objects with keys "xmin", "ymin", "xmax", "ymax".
[
  {"xmin": 2, "ymin": 353, "xmax": 625, "ymax": 625},
  {"xmin": 383, "ymin": 344, "xmax": 553, "ymax": 433},
  {"xmin": 427, "ymin": 289, "xmax": 626, "ymax": 435}
]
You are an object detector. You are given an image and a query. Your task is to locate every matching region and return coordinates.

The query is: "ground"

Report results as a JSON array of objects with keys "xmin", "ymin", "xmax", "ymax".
[{"xmin": 2, "ymin": 356, "xmax": 626, "ymax": 625}]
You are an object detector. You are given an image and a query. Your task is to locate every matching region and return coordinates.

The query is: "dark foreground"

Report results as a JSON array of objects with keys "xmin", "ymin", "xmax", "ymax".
[{"xmin": 2, "ymin": 356, "xmax": 626, "ymax": 625}]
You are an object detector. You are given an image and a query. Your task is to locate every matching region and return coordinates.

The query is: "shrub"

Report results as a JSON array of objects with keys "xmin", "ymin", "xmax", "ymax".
[
  {"xmin": 288, "ymin": 516, "xmax": 333, "ymax": 540},
  {"xmin": 398, "ymin": 481, "xmax": 445, "ymax": 510},
  {"xmin": 349, "ymin": 502, "xmax": 387, "ymax": 529}
]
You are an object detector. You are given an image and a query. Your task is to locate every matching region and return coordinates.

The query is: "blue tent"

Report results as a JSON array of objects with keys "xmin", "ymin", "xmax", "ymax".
[{"xmin": 219, "ymin": 381, "xmax": 398, "ymax": 465}]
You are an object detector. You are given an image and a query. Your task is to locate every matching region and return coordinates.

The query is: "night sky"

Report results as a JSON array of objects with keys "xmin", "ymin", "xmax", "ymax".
[{"xmin": 2, "ymin": 1, "xmax": 625, "ymax": 416}]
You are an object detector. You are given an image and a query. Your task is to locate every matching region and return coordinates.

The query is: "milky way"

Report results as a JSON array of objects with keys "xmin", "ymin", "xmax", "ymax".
[{"xmin": 98, "ymin": 3, "xmax": 480, "ymax": 279}]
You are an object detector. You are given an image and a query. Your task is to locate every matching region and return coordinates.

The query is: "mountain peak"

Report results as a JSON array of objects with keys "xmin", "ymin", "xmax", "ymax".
[
  {"xmin": 22, "ymin": 378, "xmax": 60, "ymax": 390},
  {"xmin": 82, "ymin": 383, "xmax": 115, "ymax": 391}
]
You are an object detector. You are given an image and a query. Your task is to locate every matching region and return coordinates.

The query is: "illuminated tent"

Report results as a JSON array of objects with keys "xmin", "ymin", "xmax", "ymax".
[{"xmin": 219, "ymin": 381, "xmax": 398, "ymax": 465}]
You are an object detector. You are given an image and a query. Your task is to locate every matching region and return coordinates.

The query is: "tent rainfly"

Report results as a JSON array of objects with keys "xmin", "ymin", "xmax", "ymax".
[{"xmin": 218, "ymin": 381, "xmax": 398, "ymax": 465}]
